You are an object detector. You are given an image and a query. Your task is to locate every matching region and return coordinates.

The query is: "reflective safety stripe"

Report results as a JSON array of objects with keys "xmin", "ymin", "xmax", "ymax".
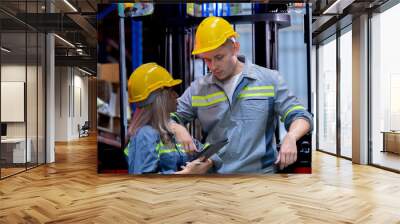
[
  {"xmin": 239, "ymin": 85, "xmax": 275, "ymax": 98},
  {"xmin": 158, "ymin": 149, "xmax": 178, "ymax": 154},
  {"xmin": 156, "ymin": 142, "xmax": 189, "ymax": 156},
  {"xmin": 281, "ymin": 105, "xmax": 305, "ymax": 122},
  {"xmin": 158, "ymin": 148, "xmax": 188, "ymax": 155},
  {"xmin": 170, "ymin": 112, "xmax": 183, "ymax": 124},
  {"xmin": 127, "ymin": 140, "xmax": 190, "ymax": 159},
  {"xmin": 192, "ymin": 96, "xmax": 228, "ymax": 107},
  {"xmin": 243, "ymin": 85, "xmax": 274, "ymax": 91},
  {"xmin": 124, "ymin": 142, "xmax": 130, "ymax": 156},
  {"xmin": 192, "ymin": 91, "xmax": 225, "ymax": 100},
  {"xmin": 155, "ymin": 143, "xmax": 162, "ymax": 157},
  {"xmin": 192, "ymin": 91, "xmax": 227, "ymax": 107},
  {"xmin": 238, "ymin": 92, "xmax": 274, "ymax": 98},
  {"xmin": 124, "ymin": 146, "xmax": 129, "ymax": 156}
]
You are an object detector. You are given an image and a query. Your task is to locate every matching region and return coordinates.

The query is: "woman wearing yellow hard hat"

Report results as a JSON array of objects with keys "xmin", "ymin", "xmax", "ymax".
[{"xmin": 124, "ymin": 62, "xmax": 211, "ymax": 174}]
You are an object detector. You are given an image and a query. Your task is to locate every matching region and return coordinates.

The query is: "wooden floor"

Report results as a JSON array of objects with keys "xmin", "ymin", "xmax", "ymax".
[
  {"xmin": 1, "ymin": 164, "xmax": 44, "ymax": 178},
  {"xmin": 1, "ymin": 135, "xmax": 400, "ymax": 223},
  {"xmin": 1, "ymin": 167, "xmax": 26, "ymax": 178}
]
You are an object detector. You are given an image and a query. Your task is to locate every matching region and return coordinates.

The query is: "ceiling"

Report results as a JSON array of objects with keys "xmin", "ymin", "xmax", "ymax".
[
  {"xmin": 0, "ymin": 0, "xmax": 98, "ymax": 73},
  {"xmin": 311, "ymin": 0, "xmax": 391, "ymax": 44},
  {"xmin": 1, "ymin": 0, "xmax": 395, "ymax": 72}
]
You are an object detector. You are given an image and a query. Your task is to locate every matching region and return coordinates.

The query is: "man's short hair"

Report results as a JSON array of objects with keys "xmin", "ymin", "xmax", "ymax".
[{"xmin": 222, "ymin": 37, "xmax": 237, "ymax": 48}]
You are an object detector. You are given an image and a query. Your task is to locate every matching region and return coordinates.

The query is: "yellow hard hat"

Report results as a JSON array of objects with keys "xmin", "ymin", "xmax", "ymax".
[
  {"xmin": 128, "ymin": 63, "xmax": 181, "ymax": 103},
  {"xmin": 124, "ymin": 3, "xmax": 134, "ymax": 9},
  {"xmin": 192, "ymin": 16, "xmax": 238, "ymax": 55}
]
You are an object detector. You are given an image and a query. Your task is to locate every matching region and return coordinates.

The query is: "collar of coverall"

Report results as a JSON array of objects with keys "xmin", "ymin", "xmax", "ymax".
[{"xmin": 206, "ymin": 55, "xmax": 258, "ymax": 85}]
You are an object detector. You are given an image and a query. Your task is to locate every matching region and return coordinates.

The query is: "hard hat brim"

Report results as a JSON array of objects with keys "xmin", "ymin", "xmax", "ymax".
[
  {"xmin": 129, "ymin": 79, "xmax": 182, "ymax": 103},
  {"xmin": 192, "ymin": 32, "xmax": 238, "ymax": 55}
]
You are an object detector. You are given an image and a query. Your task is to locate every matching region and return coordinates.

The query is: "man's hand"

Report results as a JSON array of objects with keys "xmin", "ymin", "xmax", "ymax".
[
  {"xmin": 275, "ymin": 133, "xmax": 297, "ymax": 170},
  {"xmin": 275, "ymin": 118, "xmax": 311, "ymax": 170},
  {"xmin": 169, "ymin": 122, "xmax": 197, "ymax": 153},
  {"xmin": 179, "ymin": 157, "xmax": 213, "ymax": 174}
]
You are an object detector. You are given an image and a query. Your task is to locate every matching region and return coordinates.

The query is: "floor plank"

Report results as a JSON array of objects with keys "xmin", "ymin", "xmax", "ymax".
[{"xmin": 1, "ymin": 135, "xmax": 400, "ymax": 223}]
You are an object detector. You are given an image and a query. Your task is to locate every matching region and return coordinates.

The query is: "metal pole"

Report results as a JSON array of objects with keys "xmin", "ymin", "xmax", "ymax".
[
  {"xmin": 118, "ymin": 4, "xmax": 127, "ymax": 147},
  {"xmin": 305, "ymin": 3, "xmax": 312, "ymax": 112},
  {"xmin": 336, "ymin": 28, "xmax": 341, "ymax": 157}
]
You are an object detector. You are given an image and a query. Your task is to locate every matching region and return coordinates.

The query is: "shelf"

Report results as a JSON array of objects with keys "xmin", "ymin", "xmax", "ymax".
[
  {"xmin": 97, "ymin": 135, "xmax": 121, "ymax": 148},
  {"xmin": 97, "ymin": 111, "xmax": 120, "ymax": 118}
]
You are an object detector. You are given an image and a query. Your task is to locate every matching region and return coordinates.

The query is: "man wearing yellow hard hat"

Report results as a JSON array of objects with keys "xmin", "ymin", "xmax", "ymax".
[
  {"xmin": 170, "ymin": 16, "xmax": 313, "ymax": 174},
  {"xmin": 125, "ymin": 63, "xmax": 211, "ymax": 174}
]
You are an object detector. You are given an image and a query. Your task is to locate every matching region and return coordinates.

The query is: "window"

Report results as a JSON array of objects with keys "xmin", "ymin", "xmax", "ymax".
[
  {"xmin": 317, "ymin": 36, "xmax": 337, "ymax": 154},
  {"xmin": 0, "ymin": 0, "xmax": 47, "ymax": 179},
  {"xmin": 370, "ymin": 3, "xmax": 400, "ymax": 171},
  {"xmin": 339, "ymin": 28, "xmax": 352, "ymax": 158}
]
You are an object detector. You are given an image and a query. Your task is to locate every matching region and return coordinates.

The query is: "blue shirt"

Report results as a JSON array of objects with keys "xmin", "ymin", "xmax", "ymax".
[{"xmin": 127, "ymin": 125, "xmax": 201, "ymax": 174}]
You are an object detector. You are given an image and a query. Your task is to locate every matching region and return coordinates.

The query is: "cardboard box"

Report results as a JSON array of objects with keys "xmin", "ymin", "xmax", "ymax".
[{"xmin": 98, "ymin": 63, "xmax": 120, "ymax": 83}]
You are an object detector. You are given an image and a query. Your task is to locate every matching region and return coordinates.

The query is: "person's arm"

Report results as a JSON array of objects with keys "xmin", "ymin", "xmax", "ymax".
[
  {"xmin": 275, "ymin": 118, "xmax": 310, "ymax": 170},
  {"xmin": 169, "ymin": 122, "xmax": 197, "ymax": 152},
  {"xmin": 169, "ymin": 83, "xmax": 198, "ymax": 152},
  {"xmin": 172, "ymin": 82, "xmax": 197, "ymax": 125},
  {"xmin": 272, "ymin": 71, "xmax": 313, "ymax": 169},
  {"xmin": 127, "ymin": 127, "xmax": 160, "ymax": 174}
]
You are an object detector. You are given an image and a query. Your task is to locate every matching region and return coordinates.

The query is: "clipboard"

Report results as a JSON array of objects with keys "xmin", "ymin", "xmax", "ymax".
[{"xmin": 192, "ymin": 139, "xmax": 229, "ymax": 161}]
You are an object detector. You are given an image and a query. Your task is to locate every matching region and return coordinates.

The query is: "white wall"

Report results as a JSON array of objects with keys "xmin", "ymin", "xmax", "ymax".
[
  {"xmin": 1, "ymin": 65, "xmax": 32, "ymax": 138},
  {"xmin": 73, "ymin": 73, "xmax": 89, "ymax": 137},
  {"xmin": 1, "ymin": 65, "xmax": 26, "ymax": 81},
  {"xmin": 1, "ymin": 64, "xmax": 46, "ymax": 164},
  {"xmin": 55, "ymin": 67, "xmax": 89, "ymax": 141},
  {"xmin": 55, "ymin": 66, "xmax": 69, "ymax": 141}
]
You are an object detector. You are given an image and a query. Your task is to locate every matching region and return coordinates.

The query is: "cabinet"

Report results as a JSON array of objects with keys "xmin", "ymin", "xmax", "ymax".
[
  {"xmin": 382, "ymin": 131, "xmax": 400, "ymax": 154},
  {"xmin": 97, "ymin": 64, "xmax": 123, "ymax": 149},
  {"xmin": 0, "ymin": 138, "xmax": 32, "ymax": 165}
]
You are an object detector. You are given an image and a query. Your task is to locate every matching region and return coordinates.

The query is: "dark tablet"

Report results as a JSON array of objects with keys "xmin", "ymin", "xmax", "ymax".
[{"xmin": 192, "ymin": 139, "xmax": 229, "ymax": 161}]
